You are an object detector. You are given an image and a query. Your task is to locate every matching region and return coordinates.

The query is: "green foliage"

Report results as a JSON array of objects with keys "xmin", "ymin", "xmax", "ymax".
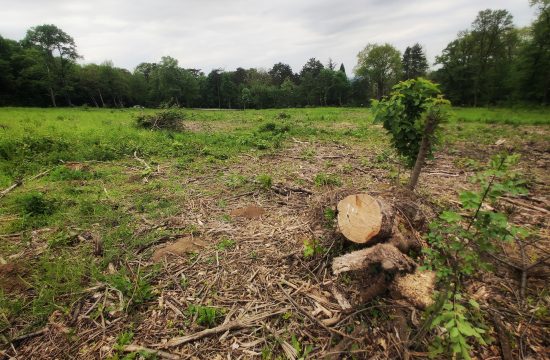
[
  {"xmin": 224, "ymin": 173, "xmax": 248, "ymax": 189},
  {"xmin": 290, "ymin": 334, "xmax": 313, "ymax": 360},
  {"xmin": 355, "ymin": 43, "xmax": 403, "ymax": 99},
  {"xmin": 104, "ymin": 268, "xmax": 155, "ymax": 310},
  {"xmin": 303, "ymin": 238, "xmax": 325, "ymax": 258},
  {"xmin": 256, "ymin": 173, "xmax": 273, "ymax": 190},
  {"xmin": 135, "ymin": 109, "xmax": 185, "ymax": 130},
  {"xmin": 258, "ymin": 121, "xmax": 290, "ymax": 135},
  {"xmin": 323, "ymin": 207, "xmax": 337, "ymax": 223},
  {"xmin": 428, "ymin": 294, "xmax": 487, "ymax": 359},
  {"xmin": 187, "ymin": 305, "xmax": 224, "ymax": 327},
  {"xmin": 216, "ymin": 237, "xmax": 235, "ymax": 251},
  {"xmin": 49, "ymin": 166, "xmax": 94, "ymax": 181},
  {"xmin": 17, "ymin": 191, "xmax": 55, "ymax": 216},
  {"xmin": 372, "ymin": 78, "xmax": 450, "ymax": 167},
  {"xmin": 314, "ymin": 173, "xmax": 342, "ymax": 187},
  {"xmin": 422, "ymin": 154, "xmax": 527, "ymax": 358}
]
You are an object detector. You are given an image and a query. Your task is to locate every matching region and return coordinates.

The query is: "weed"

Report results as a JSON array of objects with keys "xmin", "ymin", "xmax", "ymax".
[
  {"xmin": 187, "ymin": 305, "xmax": 224, "ymax": 327},
  {"xmin": 303, "ymin": 238, "xmax": 325, "ymax": 258},
  {"xmin": 314, "ymin": 173, "xmax": 342, "ymax": 187},
  {"xmin": 17, "ymin": 192, "xmax": 55, "ymax": 216},
  {"xmin": 216, "ymin": 237, "xmax": 235, "ymax": 251},
  {"xmin": 104, "ymin": 268, "xmax": 155, "ymax": 311},
  {"xmin": 291, "ymin": 334, "xmax": 313, "ymax": 360},
  {"xmin": 256, "ymin": 173, "xmax": 273, "ymax": 190},
  {"xmin": 323, "ymin": 207, "xmax": 337, "ymax": 222},
  {"xmin": 224, "ymin": 173, "xmax": 248, "ymax": 189}
]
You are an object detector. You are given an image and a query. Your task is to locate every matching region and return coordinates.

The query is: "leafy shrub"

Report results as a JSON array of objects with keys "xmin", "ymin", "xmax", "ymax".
[
  {"xmin": 49, "ymin": 166, "xmax": 93, "ymax": 181},
  {"xmin": 135, "ymin": 109, "xmax": 185, "ymax": 130},
  {"xmin": 256, "ymin": 174, "xmax": 273, "ymax": 189},
  {"xmin": 17, "ymin": 192, "xmax": 55, "ymax": 216},
  {"xmin": 258, "ymin": 121, "xmax": 290, "ymax": 135},
  {"xmin": 275, "ymin": 112, "xmax": 291, "ymax": 120}
]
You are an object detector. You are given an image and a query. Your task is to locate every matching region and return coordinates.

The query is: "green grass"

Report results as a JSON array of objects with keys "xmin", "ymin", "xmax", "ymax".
[
  {"xmin": 451, "ymin": 106, "xmax": 550, "ymax": 125},
  {"xmin": 0, "ymin": 105, "xmax": 548, "ymax": 335}
]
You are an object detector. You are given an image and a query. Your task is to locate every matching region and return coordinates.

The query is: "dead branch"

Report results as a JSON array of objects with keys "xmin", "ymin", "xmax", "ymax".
[
  {"xmin": 0, "ymin": 168, "xmax": 52, "ymax": 199},
  {"xmin": 158, "ymin": 310, "xmax": 286, "ymax": 348},
  {"xmin": 491, "ymin": 313, "xmax": 513, "ymax": 360},
  {"xmin": 277, "ymin": 283, "xmax": 361, "ymax": 341},
  {"xmin": 123, "ymin": 345, "xmax": 181, "ymax": 360},
  {"xmin": 10, "ymin": 327, "xmax": 49, "ymax": 343}
]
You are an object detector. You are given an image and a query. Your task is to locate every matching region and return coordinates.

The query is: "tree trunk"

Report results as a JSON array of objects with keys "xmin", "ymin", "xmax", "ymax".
[
  {"xmin": 337, "ymin": 194, "xmax": 394, "ymax": 244},
  {"xmin": 98, "ymin": 89, "xmax": 106, "ymax": 107},
  {"xmin": 90, "ymin": 96, "xmax": 99, "ymax": 108},
  {"xmin": 408, "ymin": 114, "xmax": 439, "ymax": 190},
  {"xmin": 49, "ymin": 87, "xmax": 57, "ymax": 107}
]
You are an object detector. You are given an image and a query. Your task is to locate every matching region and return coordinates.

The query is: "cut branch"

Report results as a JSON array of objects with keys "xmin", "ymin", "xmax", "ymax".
[
  {"xmin": 332, "ymin": 243, "xmax": 416, "ymax": 275},
  {"xmin": 157, "ymin": 310, "xmax": 285, "ymax": 348}
]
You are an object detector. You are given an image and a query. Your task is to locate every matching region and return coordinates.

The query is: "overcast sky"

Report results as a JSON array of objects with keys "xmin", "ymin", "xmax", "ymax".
[{"xmin": 0, "ymin": 0, "xmax": 536, "ymax": 74}]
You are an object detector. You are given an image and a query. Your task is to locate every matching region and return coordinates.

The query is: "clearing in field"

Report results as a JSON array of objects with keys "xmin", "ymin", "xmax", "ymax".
[{"xmin": 0, "ymin": 107, "xmax": 549, "ymax": 359}]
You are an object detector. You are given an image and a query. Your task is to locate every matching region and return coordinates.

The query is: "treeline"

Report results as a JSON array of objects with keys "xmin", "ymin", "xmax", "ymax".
[{"xmin": 0, "ymin": 1, "xmax": 548, "ymax": 108}]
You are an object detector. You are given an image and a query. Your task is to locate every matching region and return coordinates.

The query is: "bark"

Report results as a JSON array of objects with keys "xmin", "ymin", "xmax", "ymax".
[
  {"xmin": 332, "ymin": 243, "xmax": 416, "ymax": 275},
  {"xmin": 408, "ymin": 113, "xmax": 439, "ymax": 190},
  {"xmin": 98, "ymin": 89, "xmax": 106, "ymax": 107},
  {"xmin": 49, "ymin": 87, "xmax": 57, "ymax": 107}
]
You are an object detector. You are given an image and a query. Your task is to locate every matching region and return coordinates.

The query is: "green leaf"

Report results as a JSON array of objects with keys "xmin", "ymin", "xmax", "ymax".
[
  {"xmin": 457, "ymin": 321, "xmax": 476, "ymax": 336},
  {"xmin": 450, "ymin": 327, "xmax": 460, "ymax": 338},
  {"xmin": 440, "ymin": 211, "xmax": 462, "ymax": 223}
]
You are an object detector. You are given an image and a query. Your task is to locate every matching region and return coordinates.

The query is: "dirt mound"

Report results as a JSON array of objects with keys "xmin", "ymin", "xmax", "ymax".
[
  {"xmin": 151, "ymin": 237, "xmax": 207, "ymax": 262},
  {"xmin": 230, "ymin": 204, "xmax": 265, "ymax": 219},
  {"xmin": 0, "ymin": 263, "xmax": 28, "ymax": 293}
]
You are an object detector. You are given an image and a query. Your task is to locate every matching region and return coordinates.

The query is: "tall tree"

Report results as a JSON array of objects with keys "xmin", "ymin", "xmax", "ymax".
[
  {"xmin": 355, "ymin": 43, "xmax": 402, "ymax": 99},
  {"xmin": 402, "ymin": 43, "xmax": 429, "ymax": 79},
  {"xmin": 339, "ymin": 63, "xmax": 347, "ymax": 75},
  {"xmin": 434, "ymin": 9, "xmax": 518, "ymax": 105},
  {"xmin": 268, "ymin": 62, "xmax": 294, "ymax": 86},
  {"xmin": 23, "ymin": 24, "xmax": 79, "ymax": 107},
  {"xmin": 516, "ymin": 0, "xmax": 550, "ymax": 103}
]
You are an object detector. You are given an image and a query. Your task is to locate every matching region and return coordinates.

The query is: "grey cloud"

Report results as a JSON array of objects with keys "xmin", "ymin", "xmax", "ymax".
[{"xmin": 0, "ymin": 0, "xmax": 536, "ymax": 74}]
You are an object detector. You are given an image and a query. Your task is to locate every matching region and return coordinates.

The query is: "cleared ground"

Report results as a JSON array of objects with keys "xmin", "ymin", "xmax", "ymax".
[{"xmin": 0, "ymin": 107, "xmax": 548, "ymax": 359}]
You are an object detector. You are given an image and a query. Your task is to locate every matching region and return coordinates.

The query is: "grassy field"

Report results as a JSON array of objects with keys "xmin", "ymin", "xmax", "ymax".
[{"xmin": 0, "ymin": 106, "xmax": 548, "ymax": 358}]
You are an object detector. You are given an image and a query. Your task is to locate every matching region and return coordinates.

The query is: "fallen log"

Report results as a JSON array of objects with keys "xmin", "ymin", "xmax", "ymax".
[
  {"xmin": 332, "ymin": 243, "xmax": 416, "ymax": 275},
  {"xmin": 337, "ymin": 194, "xmax": 394, "ymax": 244}
]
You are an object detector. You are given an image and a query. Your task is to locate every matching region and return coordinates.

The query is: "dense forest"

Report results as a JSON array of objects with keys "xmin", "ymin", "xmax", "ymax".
[{"xmin": 0, "ymin": 2, "xmax": 548, "ymax": 108}]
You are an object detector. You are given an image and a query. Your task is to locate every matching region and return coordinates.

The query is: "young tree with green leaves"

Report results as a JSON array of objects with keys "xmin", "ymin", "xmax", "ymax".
[
  {"xmin": 421, "ymin": 154, "xmax": 528, "ymax": 359},
  {"xmin": 372, "ymin": 78, "xmax": 450, "ymax": 190}
]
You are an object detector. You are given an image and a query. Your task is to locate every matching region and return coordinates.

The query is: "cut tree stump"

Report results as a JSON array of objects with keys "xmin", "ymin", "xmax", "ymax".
[
  {"xmin": 337, "ymin": 194, "xmax": 394, "ymax": 244},
  {"xmin": 332, "ymin": 243, "xmax": 416, "ymax": 275}
]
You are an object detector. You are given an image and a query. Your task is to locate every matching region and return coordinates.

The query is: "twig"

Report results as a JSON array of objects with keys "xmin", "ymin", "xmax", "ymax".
[
  {"xmin": 277, "ymin": 283, "xmax": 361, "ymax": 341},
  {"xmin": 10, "ymin": 327, "xmax": 49, "ymax": 343},
  {"xmin": 157, "ymin": 309, "xmax": 286, "ymax": 348},
  {"xmin": 123, "ymin": 345, "xmax": 181, "ymax": 360},
  {"xmin": 0, "ymin": 168, "xmax": 52, "ymax": 199},
  {"xmin": 133, "ymin": 151, "xmax": 151, "ymax": 171},
  {"xmin": 491, "ymin": 312, "xmax": 513, "ymax": 360}
]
